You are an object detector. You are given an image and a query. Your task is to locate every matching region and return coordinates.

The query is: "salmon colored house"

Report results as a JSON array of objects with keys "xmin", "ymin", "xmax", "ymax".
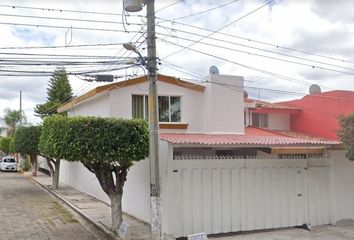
[{"xmin": 280, "ymin": 90, "xmax": 354, "ymax": 140}]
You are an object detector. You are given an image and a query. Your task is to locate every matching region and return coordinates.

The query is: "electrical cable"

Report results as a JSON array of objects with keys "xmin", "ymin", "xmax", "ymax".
[
  {"xmin": 162, "ymin": 0, "xmax": 274, "ymax": 60},
  {"xmin": 0, "ymin": 42, "xmax": 142, "ymax": 50},
  {"xmin": 155, "ymin": 0, "xmax": 184, "ymax": 13},
  {"xmin": 156, "ymin": 34, "xmax": 354, "ymax": 75},
  {"xmin": 0, "ymin": 4, "xmax": 144, "ymax": 17},
  {"xmin": 168, "ymin": 0, "xmax": 239, "ymax": 21},
  {"xmin": 155, "ymin": 28, "xmax": 354, "ymax": 73},
  {"xmin": 0, "ymin": 21, "xmax": 143, "ymax": 34},
  {"xmin": 156, "ymin": 19, "xmax": 354, "ymax": 65},
  {"xmin": 0, "ymin": 13, "xmax": 144, "ymax": 25},
  {"xmin": 159, "ymin": 38, "xmax": 324, "ymax": 87}
]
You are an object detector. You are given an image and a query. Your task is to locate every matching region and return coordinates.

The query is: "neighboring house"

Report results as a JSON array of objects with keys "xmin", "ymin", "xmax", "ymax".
[
  {"xmin": 244, "ymin": 98, "xmax": 301, "ymax": 131},
  {"xmin": 0, "ymin": 118, "xmax": 8, "ymax": 137},
  {"xmin": 279, "ymin": 89, "xmax": 354, "ymax": 140},
  {"xmin": 55, "ymin": 73, "xmax": 354, "ymax": 238}
]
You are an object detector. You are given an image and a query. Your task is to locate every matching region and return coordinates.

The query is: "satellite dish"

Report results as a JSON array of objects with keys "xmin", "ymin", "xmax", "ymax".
[
  {"xmin": 309, "ymin": 84, "xmax": 321, "ymax": 95},
  {"xmin": 209, "ymin": 65, "xmax": 219, "ymax": 75}
]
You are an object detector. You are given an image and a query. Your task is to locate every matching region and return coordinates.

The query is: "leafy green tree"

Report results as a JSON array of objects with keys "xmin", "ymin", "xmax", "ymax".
[
  {"xmin": 34, "ymin": 67, "xmax": 73, "ymax": 118},
  {"xmin": 14, "ymin": 126, "xmax": 41, "ymax": 176},
  {"xmin": 338, "ymin": 113, "xmax": 354, "ymax": 160},
  {"xmin": 4, "ymin": 108, "xmax": 26, "ymax": 136},
  {"xmin": 39, "ymin": 115, "xmax": 149, "ymax": 234},
  {"xmin": 9, "ymin": 138, "xmax": 16, "ymax": 154},
  {"xmin": 0, "ymin": 137, "xmax": 12, "ymax": 155}
]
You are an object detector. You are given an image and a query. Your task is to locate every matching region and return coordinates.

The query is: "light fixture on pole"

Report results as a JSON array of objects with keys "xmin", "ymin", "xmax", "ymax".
[{"xmin": 123, "ymin": 43, "xmax": 146, "ymax": 66}]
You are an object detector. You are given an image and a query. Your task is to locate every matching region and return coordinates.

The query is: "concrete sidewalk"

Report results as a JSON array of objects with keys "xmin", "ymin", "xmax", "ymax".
[{"xmin": 24, "ymin": 171, "xmax": 151, "ymax": 240}]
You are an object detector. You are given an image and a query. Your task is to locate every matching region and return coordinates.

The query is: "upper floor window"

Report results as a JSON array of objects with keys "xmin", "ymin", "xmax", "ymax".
[
  {"xmin": 132, "ymin": 95, "xmax": 149, "ymax": 120},
  {"xmin": 252, "ymin": 112, "xmax": 268, "ymax": 128},
  {"xmin": 132, "ymin": 95, "xmax": 181, "ymax": 122},
  {"xmin": 158, "ymin": 96, "xmax": 181, "ymax": 122}
]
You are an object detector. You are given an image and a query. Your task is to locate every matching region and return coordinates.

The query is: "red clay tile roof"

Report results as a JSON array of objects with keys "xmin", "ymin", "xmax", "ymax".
[{"xmin": 160, "ymin": 127, "xmax": 340, "ymax": 146}]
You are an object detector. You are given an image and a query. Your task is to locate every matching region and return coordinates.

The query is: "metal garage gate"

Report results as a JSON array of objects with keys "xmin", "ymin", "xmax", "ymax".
[{"xmin": 168, "ymin": 157, "xmax": 333, "ymax": 237}]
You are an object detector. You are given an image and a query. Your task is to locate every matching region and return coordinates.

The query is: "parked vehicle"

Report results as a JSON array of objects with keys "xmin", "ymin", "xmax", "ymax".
[{"xmin": 1, "ymin": 157, "xmax": 17, "ymax": 172}]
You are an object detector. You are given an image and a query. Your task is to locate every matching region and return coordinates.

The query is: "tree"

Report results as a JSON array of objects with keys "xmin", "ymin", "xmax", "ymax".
[
  {"xmin": 9, "ymin": 138, "xmax": 16, "ymax": 154},
  {"xmin": 4, "ymin": 108, "xmax": 26, "ymax": 136},
  {"xmin": 38, "ymin": 116, "xmax": 64, "ymax": 189},
  {"xmin": 0, "ymin": 137, "xmax": 12, "ymax": 155},
  {"xmin": 338, "ymin": 113, "xmax": 354, "ymax": 160},
  {"xmin": 14, "ymin": 126, "xmax": 41, "ymax": 176},
  {"xmin": 34, "ymin": 67, "xmax": 73, "ymax": 188},
  {"xmin": 39, "ymin": 115, "xmax": 149, "ymax": 234},
  {"xmin": 34, "ymin": 67, "xmax": 73, "ymax": 118}
]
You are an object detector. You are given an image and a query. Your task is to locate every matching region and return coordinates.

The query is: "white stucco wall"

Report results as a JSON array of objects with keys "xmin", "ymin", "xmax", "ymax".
[
  {"xmin": 37, "ymin": 156, "xmax": 49, "ymax": 171},
  {"xmin": 330, "ymin": 150, "xmax": 354, "ymax": 223},
  {"xmin": 121, "ymin": 158, "xmax": 150, "ymax": 223},
  {"xmin": 203, "ymin": 74, "xmax": 244, "ymax": 133},
  {"xmin": 108, "ymin": 81, "xmax": 204, "ymax": 132},
  {"xmin": 59, "ymin": 158, "xmax": 151, "ymax": 223},
  {"xmin": 60, "ymin": 160, "xmax": 110, "ymax": 203},
  {"xmin": 268, "ymin": 113, "xmax": 290, "ymax": 130},
  {"xmin": 68, "ymin": 93, "xmax": 109, "ymax": 117}
]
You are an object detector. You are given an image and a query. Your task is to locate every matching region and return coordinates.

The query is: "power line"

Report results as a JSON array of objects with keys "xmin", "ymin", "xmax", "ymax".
[
  {"xmin": 162, "ymin": 0, "xmax": 274, "ymax": 60},
  {"xmin": 0, "ymin": 4, "xmax": 144, "ymax": 17},
  {"xmin": 155, "ymin": 0, "xmax": 184, "ymax": 13},
  {"xmin": 156, "ymin": 33, "xmax": 354, "ymax": 75},
  {"xmin": 0, "ymin": 21, "xmax": 143, "ymax": 34},
  {"xmin": 156, "ymin": 19, "xmax": 354, "ymax": 66},
  {"xmin": 0, "ymin": 51, "xmax": 135, "ymax": 59},
  {"xmin": 0, "ymin": 13, "xmax": 144, "ymax": 25},
  {"xmin": 169, "ymin": 0, "xmax": 239, "ymax": 21},
  {"xmin": 0, "ymin": 42, "xmax": 140, "ymax": 50},
  {"xmin": 156, "ymin": 27, "xmax": 354, "ymax": 72},
  {"xmin": 159, "ymin": 38, "xmax": 325, "ymax": 86}
]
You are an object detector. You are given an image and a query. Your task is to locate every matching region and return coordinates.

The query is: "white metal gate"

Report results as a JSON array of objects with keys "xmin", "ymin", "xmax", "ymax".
[{"xmin": 168, "ymin": 158, "xmax": 333, "ymax": 237}]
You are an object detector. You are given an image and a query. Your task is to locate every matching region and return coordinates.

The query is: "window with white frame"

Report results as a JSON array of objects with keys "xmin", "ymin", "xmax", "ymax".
[
  {"xmin": 158, "ymin": 96, "xmax": 181, "ymax": 122},
  {"xmin": 251, "ymin": 112, "xmax": 268, "ymax": 128},
  {"xmin": 132, "ymin": 95, "xmax": 181, "ymax": 122}
]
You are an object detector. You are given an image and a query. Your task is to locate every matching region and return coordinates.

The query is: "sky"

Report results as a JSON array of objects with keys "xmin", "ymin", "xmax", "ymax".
[{"xmin": 0, "ymin": 0, "xmax": 353, "ymax": 124}]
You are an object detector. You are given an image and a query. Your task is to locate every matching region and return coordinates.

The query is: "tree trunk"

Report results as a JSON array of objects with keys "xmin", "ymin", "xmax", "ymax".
[
  {"xmin": 30, "ymin": 154, "xmax": 38, "ymax": 176},
  {"xmin": 91, "ymin": 165, "xmax": 128, "ymax": 235},
  {"xmin": 52, "ymin": 159, "xmax": 60, "ymax": 189},
  {"xmin": 109, "ymin": 192, "xmax": 123, "ymax": 235},
  {"xmin": 45, "ymin": 157, "xmax": 60, "ymax": 189}
]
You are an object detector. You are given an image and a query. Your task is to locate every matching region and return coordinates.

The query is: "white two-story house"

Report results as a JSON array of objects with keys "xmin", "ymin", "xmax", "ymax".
[{"xmin": 55, "ymin": 72, "xmax": 353, "ymax": 238}]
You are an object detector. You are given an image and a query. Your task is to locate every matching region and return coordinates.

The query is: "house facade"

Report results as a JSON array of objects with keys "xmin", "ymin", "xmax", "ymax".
[
  {"xmin": 280, "ymin": 90, "xmax": 354, "ymax": 140},
  {"xmin": 55, "ymin": 74, "xmax": 354, "ymax": 238}
]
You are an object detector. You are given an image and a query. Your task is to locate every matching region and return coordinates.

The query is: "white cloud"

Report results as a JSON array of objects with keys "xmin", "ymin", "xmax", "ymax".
[{"xmin": 0, "ymin": 0, "xmax": 353, "ymax": 124}]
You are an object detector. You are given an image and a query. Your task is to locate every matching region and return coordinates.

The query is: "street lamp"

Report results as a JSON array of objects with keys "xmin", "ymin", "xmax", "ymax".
[{"xmin": 123, "ymin": 43, "xmax": 146, "ymax": 66}]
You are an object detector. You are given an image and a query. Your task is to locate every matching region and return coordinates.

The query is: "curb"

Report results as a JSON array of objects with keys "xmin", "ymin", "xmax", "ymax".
[{"xmin": 27, "ymin": 174, "xmax": 119, "ymax": 240}]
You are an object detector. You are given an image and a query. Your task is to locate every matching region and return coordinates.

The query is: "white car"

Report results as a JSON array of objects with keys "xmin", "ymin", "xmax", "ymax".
[{"xmin": 1, "ymin": 157, "xmax": 17, "ymax": 172}]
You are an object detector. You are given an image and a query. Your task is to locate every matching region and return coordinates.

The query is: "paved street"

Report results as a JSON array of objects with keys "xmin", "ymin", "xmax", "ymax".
[{"xmin": 0, "ymin": 172, "xmax": 108, "ymax": 240}]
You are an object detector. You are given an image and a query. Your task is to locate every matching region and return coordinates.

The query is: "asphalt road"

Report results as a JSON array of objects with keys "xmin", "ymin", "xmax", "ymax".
[{"xmin": 0, "ymin": 172, "xmax": 109, "ymax": 240}]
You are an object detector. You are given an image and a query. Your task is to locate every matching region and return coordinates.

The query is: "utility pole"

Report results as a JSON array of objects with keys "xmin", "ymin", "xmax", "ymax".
[
  {"xmin": 19, "ymin": 90, "xmax": 22, "ymax": 126},
  {"xmin": 146, "ymin": 1, "xmax": 162, "ymax": 239},
  {"xmin": 123, "ymin": 0, "xmax": 161, "ymax": 239}
]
